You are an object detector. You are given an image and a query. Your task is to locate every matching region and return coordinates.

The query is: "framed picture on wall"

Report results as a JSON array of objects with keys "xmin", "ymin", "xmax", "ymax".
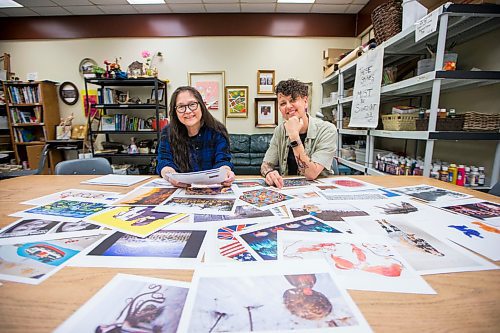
[
  {"xmin": 257, "ymin": 70, "xmax": 275, "ymax": 94},
  {"xmin": 225, "ymin": 86, "xmax": 248, "ymax": 118},
  {"xmin": 188, "ymin": 71, "xmax": 226, "ymax": 124},
  {"xmin": 255, "ymin": 97, "xmax": 278, "ymax": 128},
  {"xmin": 150, "ymin": 87, "xmax": 165, "ymax": 103}
]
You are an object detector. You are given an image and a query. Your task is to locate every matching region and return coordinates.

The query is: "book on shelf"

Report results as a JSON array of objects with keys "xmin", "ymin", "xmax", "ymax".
[{"xmin": 101, "ymin": 115, "xmax": 116, "ymax": 131}]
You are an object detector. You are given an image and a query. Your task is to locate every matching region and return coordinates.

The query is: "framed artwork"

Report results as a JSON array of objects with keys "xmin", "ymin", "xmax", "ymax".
[
  {"xmin": 150, "ymin": 87, "xmax": 165, "ymax": 103},
  {"xmin": 257, "ymin": 70, "xmax": 275, "ymax": 94},
  {"xmin": 79, "ymin": 58, "xmax": 98, "ymax": 78},
  {"xmin": 188, "ymin": 71, "xmax": 225, "ymax": 124},
  {"xmin": 59, "ymin": 81, "xmax": 79, "ymax": 106},
  {"xmin": 225, "ymin": 86, "xmax": 248, "ymax": 118},
  {"xmin": 255, "ymin": 98, "xmax": 278, "ymax": 128}
]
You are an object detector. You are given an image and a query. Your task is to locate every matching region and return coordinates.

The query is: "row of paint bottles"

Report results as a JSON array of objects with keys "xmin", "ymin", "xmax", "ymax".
[{"xmin": 431, "ymin": 163, "xmax": 485, "ymax": 187}]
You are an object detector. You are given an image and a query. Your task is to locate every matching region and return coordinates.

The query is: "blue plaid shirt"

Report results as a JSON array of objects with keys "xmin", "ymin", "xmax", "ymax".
[{"xmin": 156, "ymin": 125, "xmax": 233, "ymax": 174}]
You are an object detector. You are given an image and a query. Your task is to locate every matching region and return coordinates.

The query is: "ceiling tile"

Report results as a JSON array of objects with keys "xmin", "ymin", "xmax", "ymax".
[
  {"xmin": 134, "ymin": 4, "xmax": 172, "ymax": 13},
  {"xmin": 316, "ymin": 0, "xmax": 351, "ymax": 4},
  {"xmin": 241, "ymin": 0, "xmax": 275, "ymax": 3},
  {"xmin": 352, "ymin": 0, "xmax": 369, "ymax": 5},
  {"xmin": 345, "ymin": 4, "xmax": 363, "ymax": 13},
  {"xmin": 168, "ymin": 3, "xmax": 205, "ymax": 12},
  {"xmin": 0, "ymin": 7, "xmax": 39, "ymax": 16},
  {"xmin": 276, "ymin": 3, "xmax": 312, "ymax": 13},
  {"xmin": 311, "ymin": 4, "xmax": 348, "ymax": 13},
  {"xmin": 31, "ymin": 6, "xmax": 71, "ymax": 15},
  {"xmin": 90, "ymin": 0, "xmax": 128, "ymax": 4},
  {"xmin": 203, "ymin": 0, "xmax": 238, "ymax": 3},
  {"xmin": 52, "ymin": 0, "xmax": 92, "ymax": 5},
  {"xmin": 65, "ymin": 5, "xmax": 104, "ymax": 14},
  {"xmin": 166, "ymin": 0, "xmax": 202, "ymax": 3},
  {"xmin": 241, "ymin": 3, "xmax": 276, "ymax": 12},
  {"xmin": 205, "ymin": 3, "xmax": 240, "ymax": 12},
  {"xmin": 97, "ymin": 4, "xmax": 139, "ymax": 14},
  {"xmin": 15, "ymin": 0, "xmax": 57, "ymax": 6}
]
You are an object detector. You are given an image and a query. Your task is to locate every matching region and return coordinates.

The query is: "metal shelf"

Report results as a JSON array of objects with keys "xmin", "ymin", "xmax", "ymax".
[
  {"xmin": 93, "ymin": 103, "xmax": 166, "ymax": 109},
  {"xmin": 370, "ymin": 130, "xmax": 429, "ymax": 140},
  {"xmin": 428, "ymin": 131, "xmax": 500, "ymax": 140},
  {"xmin": 339, "ymin": 128, "xmax": 368, "ymax": 136},
  {"xmin": 320, "ymin": 101, "xmax": 336, "ymax": 109},
  {"xmin": 366, "ymin": 167, "xmax": 387, "ymax": 176},
  {"xmin": 92, "ymin": 130, "xmax": 157, "ymax": 134},
  {"xmin": 337, "ymin": 157, "xmax": 366, "ymax": 173},
  {"xmin": 86, "ymin": 78, "xmax": 166, "ymax": 87},
  {"xmin": 339, "ymin": 96, "xmax": 353, "ymax": 104}
]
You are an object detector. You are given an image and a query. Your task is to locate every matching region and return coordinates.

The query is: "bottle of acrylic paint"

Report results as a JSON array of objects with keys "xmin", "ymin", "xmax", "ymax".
[
  {"xmin": 478, "ymin": 167, "xmax": 485, "ymax": 187},
  {"xmin": 448, "ymin": 163, "xmax": 458, "ymax": 184},
  {"xmin": 440, "ymin": 166, "xmax": 449, "ymax": 182},
  {"xmin": 464, "ymin": 166, "xmax": 471, "ymax": 187},
  {"xmin": 470, "ymin": 167, "xmax": 479, "ymax": 187},
  {"xmin": 456, "ymin": 165, "xmax": 465, "ymax": 186}
]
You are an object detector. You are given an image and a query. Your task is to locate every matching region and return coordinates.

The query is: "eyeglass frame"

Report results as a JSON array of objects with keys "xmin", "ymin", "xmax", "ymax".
[{"xmin": 175, "ymin": 101, "xmax": 200, "ymax": 113}]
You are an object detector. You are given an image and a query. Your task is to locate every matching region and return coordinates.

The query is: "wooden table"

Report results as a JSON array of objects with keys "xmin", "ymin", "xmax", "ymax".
[{"xmin": 0, "ymin": 175, "xmax": 499, "ymax": 332}]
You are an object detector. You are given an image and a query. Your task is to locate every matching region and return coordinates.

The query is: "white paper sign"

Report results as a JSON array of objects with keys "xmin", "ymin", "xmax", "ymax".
[
  {"xmin": 349, "ymin": 47, "xmax": 384, "ymax": 128},
  {"xmin": 415, "ymin": 6, "xmax": 443, "ymax": 42}
]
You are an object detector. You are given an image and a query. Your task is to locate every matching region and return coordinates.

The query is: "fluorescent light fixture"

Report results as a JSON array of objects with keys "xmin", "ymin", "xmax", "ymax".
[
  {"xmin": 277, "ymin": 0, "xmax": 315, "ymax": 3},
  {"xmin": 0, "ymin": 0, "xmax": 22, "ymax": 8},
  {"xmin": 127, "ymin": 0, "xmax": 165, "ymax": 4}
]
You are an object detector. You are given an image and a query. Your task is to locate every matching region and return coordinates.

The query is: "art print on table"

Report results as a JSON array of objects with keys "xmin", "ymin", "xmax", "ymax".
[
  {"xmin": 114, "ymin": 187, "xmax": 177, "ymax": 206},
  {"xmin": 54, "ymin": 274, "xmax": 189, "ymax": 333},
  {"xmin": 155, "ymin": 197, "xmax": 237, "ymax": 215},
  {"xmin": 233, "ymin": 178, "xmax": 268, "ymax": 189},
  {"xmin": 204, "ymin": 221, "xmax": 259, "ymax": 263},
  {"xmin": 239, "ymin": 188, "xmax": 296, "ymax": 210},
  {"xmin": 0, "ymin": 218, "xmax": 102, "ymax": 244},
  {"xmin": 280, "ymin": 187, "xmax": 321, "ymax": 199},
  {"xmin": 280, "ymin": 177, "xmax": 318, "ymax": 188},
  {"xmin": 278, "ymin": 231, "xmax": 436, "ymax": 294},
  {"xmin": 177, "ymin": 261, "xmax": 372, "ymax": 332},
  {"xmin": 86, "ymin": 206, "xmax": 186, "ymax": 238},
  {"xmin": 139, "ymin": 178, "xmax": 173, "ymax": 188},
  {"xmin": 0, "ymin": 235, "xmax": 104, "ymax": 285},
  {"xmin": 21, "ymin": 189, "xmax": 121, "ymax": 206},
  {"xmin": 436, "ymin": 200, "xmax": 500, "ymax": 225},
  {"xmin": 11, "ymin": 200, "xmax": 109, "ymax": 222},
  {"xmin": 235, "ymin": 216, "xmax": 344, "ymax": 260},
  {"xmin": 391, "ymin": 184, "xmax": 472, "ymax": 202},
  {"xmin": 345, "ymin": 215, "xmax": 498, "ymax": 274},
  {"xmin": 288, "ymin": 201, "xmax": 369, "ymax": 222},
  {"xmin": 73, "ymin": 229, "xmax": 206, "ymax": 269},
  {"xmin": 180, "ymin": 185, "xmax": 235, "ymax": 198},
  {"xmin": 192, "ymin": 204, "xmax": 274, "ymax": 223},
  {"xmin": 319, "ymin": 177, "xmax": 379, "ymax": 191}
]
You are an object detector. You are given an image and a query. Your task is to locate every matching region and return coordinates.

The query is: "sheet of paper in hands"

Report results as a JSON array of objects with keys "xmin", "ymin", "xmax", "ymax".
[{"xmin": 167, "ymin": 167, "xmax": 225, "ymax": 186}]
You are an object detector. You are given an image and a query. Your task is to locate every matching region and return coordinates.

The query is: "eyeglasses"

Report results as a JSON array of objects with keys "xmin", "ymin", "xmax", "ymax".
[{"xmin": 176, "ymin": 102, "xmax": 199, "ymax": 113}]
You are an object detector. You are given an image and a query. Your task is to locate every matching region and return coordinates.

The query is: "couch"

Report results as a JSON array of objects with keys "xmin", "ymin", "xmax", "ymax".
[{"xmin": 229, "ymin": 134, "xmax": 273, "ymax": 175}]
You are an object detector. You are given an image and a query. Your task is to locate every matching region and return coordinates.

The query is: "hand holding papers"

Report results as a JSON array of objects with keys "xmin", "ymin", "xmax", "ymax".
[{"xmin": 166, "ymin": 167, "xmax": 232, "ymax": 187}]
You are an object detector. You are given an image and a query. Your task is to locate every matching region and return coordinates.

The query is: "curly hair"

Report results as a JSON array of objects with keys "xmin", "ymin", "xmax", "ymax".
[
  {"xmin": 167, "ymin": 86, "xmax": 229, "ymax": 172},
  {"xmin": 275, "ymin": 79, "xmax": 308, "ymax": 99}
]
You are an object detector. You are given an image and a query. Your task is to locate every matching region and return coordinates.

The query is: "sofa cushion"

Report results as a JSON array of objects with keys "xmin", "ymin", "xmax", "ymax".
[
  {"xmin": 232, "ymin": 153, "xmax": 251, "ymax": 166},
  {"xmin": 229, "ymin": 134, "xmax": 250, "ymax": 153},
  {"xmin": 250, "ymin": 134, "xmax": 273, "ymax": 154}
]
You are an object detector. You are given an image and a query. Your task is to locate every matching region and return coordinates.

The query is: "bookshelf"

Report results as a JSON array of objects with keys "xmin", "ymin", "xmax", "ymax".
[
  {"xmin": 2, "ymin": 81, "xmax": 61, "ymax": 172},
  {"xmin": 0, "ymin": 82, "xmax": 13, "ymax": 161}
]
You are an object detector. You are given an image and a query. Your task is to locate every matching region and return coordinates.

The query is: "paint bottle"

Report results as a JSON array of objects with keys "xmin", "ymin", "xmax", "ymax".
[
  {"xmin": 470, "ymin": 167, "xmax": 479, "ymax": 187},
  {"xmin": 478, "ymin": 167, "xmax": 485, "ymax": 187},
  {"xmin": 430, "ymin": 165, "xmax": 440, "ymax": 179},
  {"xmin": 440, "ymin": 166, "xmax": 449, "ymax": 182},
  {"xmin": 464, "ymin": 166, "xmax": 471, "ymax": 187},
  {"xmin": 448, "ymin": 163, "xmax": 458, "ymax": 184},
  {"xmin": 456, "ymin": 165, "xmax": 465, "ymax": 186}
]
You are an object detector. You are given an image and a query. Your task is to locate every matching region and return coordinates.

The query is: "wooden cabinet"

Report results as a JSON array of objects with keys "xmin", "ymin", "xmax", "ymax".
[{"xmin": 2, "ymin": 81, "xmax": 61, "ymax": 172}]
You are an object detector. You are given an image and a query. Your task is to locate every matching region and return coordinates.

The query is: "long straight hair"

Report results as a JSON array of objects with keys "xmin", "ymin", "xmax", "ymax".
[{"xmin": 168, "ymin": 86, "xmax": 230, "ymax": 172}]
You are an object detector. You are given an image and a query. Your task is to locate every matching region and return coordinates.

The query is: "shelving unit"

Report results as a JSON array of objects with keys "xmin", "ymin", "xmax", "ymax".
[
  {"xmin": 85, "ymin": 78, "xmax": 167, "ymax": 174},
  {"xmin": 2, "ymin": 80, "xmax": 61, "ymax": 172},
  {"xmin": 321, "ymin": 4, "xmax": 500, "ymax": 188},
  {"xmin": 0, "ymin": 82, "xmax": 14, "ymax": 160}
]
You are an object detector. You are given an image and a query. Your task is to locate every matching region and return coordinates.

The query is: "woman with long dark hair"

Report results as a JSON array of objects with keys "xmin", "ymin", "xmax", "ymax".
[{"xmin": 156, "ymin": 86, "xmax": 234, "ymax": 187}]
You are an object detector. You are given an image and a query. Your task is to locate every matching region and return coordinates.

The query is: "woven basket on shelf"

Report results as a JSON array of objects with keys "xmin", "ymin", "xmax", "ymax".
[
  {"xmin": 371, "ymin": 0, "xmax": 403, "ymax": 45},
  {"xmin": 382, "ymin": 113, "xmax": 418, "ymax": 131},
  {"xmin": 463, "ymin": 112, "xmax": 500, "ymax": 131},
  {"xmin": 416, "ymin": 115, "xmax": 465, "ymax": 131}
]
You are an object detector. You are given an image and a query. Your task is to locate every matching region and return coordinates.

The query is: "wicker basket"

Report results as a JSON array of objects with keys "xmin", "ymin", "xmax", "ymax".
[
  {"xmin": 463, "ymin": 112, "xmax": 500, "ymax": 131},
  {"xmin": 342, "ymin": 117, "xmax": 364, "ymax": 130},
  {"xmin": 371, "ymin": 0, "xmax": 403, "ymax": 45},
  {"xmin": 416, "ymin": 115, "xmax": 465, "ymax": 131},
  {"xmin": 382, "ymin": 113, "xmax": 418, "ymax": 131}
]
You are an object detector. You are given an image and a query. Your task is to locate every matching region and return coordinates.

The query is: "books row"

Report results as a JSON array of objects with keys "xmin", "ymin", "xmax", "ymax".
[
  {"xmin": 7, "ymin": 86, "xmax": 41, "ymax": 104},
  {"xmin": 9, "ymin": 106, "xmax": 42, "ymax": 124},
  {"xmin": 13, "ymin": 126, "xmax": 46, "ymax": 142},
  {"xmin": 100, "ymin": 114, "xmax": 149, "ymax": 131}
]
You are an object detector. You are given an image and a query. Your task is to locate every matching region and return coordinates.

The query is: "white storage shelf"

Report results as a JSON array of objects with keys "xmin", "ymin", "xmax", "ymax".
[{"xmin": 321, "ymin": 4, "xmax": 500, "ymax": 187}]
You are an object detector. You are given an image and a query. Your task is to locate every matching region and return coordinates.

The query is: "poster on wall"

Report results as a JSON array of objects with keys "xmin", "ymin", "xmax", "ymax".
[
  {"xmin": 81, "ymin": 89, "xmax": 99, "ymax": 118},
  {"xmin": 188, "ymin": 71, "xmax": 225, "ymax": 124}
]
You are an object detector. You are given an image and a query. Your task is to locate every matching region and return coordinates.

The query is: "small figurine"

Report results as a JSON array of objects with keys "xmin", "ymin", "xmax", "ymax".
[{"xmin": 128, "ymin": 137, "xmax": 139, "ymax": 154}]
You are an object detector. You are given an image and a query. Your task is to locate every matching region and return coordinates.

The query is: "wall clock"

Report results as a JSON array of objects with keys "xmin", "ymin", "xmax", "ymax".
[{"xmin": 59, "ymin": 81, "xmax": 79, "ymax": 105}]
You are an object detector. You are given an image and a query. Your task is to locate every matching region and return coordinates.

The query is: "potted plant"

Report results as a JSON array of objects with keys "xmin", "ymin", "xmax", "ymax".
[{"xmin": 92, "ymin": 65, "xmax": 105, "ymax": 78}]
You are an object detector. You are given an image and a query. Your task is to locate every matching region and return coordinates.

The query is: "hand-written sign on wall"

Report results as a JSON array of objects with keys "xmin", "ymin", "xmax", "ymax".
[
  {"xmin": 415, "ymin": 7, "xmax": 443, "ymax": 42},
  {"xmin": 349, "ymin": 46, "xmax": 384, "ymax": 128}
]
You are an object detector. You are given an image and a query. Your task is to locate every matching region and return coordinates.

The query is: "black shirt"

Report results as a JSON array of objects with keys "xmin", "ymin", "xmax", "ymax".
[{"xmin": 287, "ymin": 133, "xmax": 307, "ymax": 175}]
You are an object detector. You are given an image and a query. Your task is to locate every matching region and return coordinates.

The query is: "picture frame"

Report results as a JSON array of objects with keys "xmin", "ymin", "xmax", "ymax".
[
  {"xmin": 225, "ymin": 86, "xmax": 248, "ymax": 118},
  {"xmin": 257, "ymin": 70, "xmax": 275, "ymax": 94},
  {"xmin": 79, "ymin": 58, "xmax": 98, "ymax": 78},
  {"xmin": 255, "ymin": 97, "xmax": 278, "ymax": 128},
  {"xmin": 188, "ymin": 71, "xmax": 226, "ymax": 124},
  {"xmin": 150, "ymin": 87, "xmax": 165, "ymax": 103},
  {"xmin": 59, "ymin": 81, "xmax": 79, "ymax": 106}
]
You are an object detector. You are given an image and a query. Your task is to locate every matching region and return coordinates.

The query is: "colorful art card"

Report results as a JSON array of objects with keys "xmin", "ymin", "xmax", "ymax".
[
  {"xmin": 433, "ymin": 199, "xmax": 500, "ymax": 227},
  {"xmin": 235, "ymin": 216, "xmax": 345, "ymax": 261},
  {"xmin": 287, "ymin": 200, "xmax": 369, "ymax": 222},
  {"xmin": 280, "ymin": 186, "xmax": 321, "ymax": 199},
  {"xmin": 344, "ymin": 215, "xmax": 498, "ymax": 275},
  {"xmin": 21, "ymin": 189, "xmax": 121, "ymax": 206},
  {"xmin": 139, "ymin": 177, "xmax": 173, "ymax": 188},
  {"xmin": 72, "ymin": 228, "xmax": 206, "ymax": 269},
  {"xmin": 239, "ymin": 188, "xmax": 296, "ymax": 210},
  {"xmin": 154, "ymin": 197, "xmax": 237, "ymax": 215},
  {"xmin": 280, "ymin": 177, "xmax": 318, "ymax": 188},
  {"xmin": 233, "ymin": 178, "xmax": 268, "ymax": 189},
  {"xmin": 80, "ymin": 175, "xmax": 151, "ymax": 186},
  {"xmin": 114, "ymin": 187, "xmax": 178, "ymax": 206},
  {"xmin": 277, "ymin": 231, "xmax": 436, "ymax": 294},
  {"xmin": 86, "ymin": 206, "xmax": 186, "ymax": 238},
  {"xmin": 192, "ymin": 204, "xmax": 274, "ymax": 223},
  {"xmin": 318, "ymin": 177, "xmax": 380, "ymax": 191},
  {"xmin": 54, "ymin": 274, "xmax": 190, "ymax": 333},
  {"xmin": 317, "ymin": 189, "xmax": 389, "ymax": 201},
  {"xmin": 391, "ymin": 184, "xmax": 472, "ymax": 202},
  {"xmin": 0, "ymin": 235, "xmax": 105, "ymax": 285},
  {"xmin": 177, "ymin": 260, "xmax": 372, "ymax": 332},
  {"xmin": 178, "ymin": 185, "xmax": 236, "ymax": 198},
  {"xmin": 0, "ymin": 218, "xmax": 104, "ymax": 244},
  {"xmin": 11, "ymin": 200, "xmax": 109, "ymax": 222},
  {"xmin": 349, "ymin": 197, "xmax": 433, "ymax": 217}
]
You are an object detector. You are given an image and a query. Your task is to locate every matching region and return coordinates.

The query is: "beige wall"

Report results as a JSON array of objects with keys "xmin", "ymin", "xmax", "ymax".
[{"xmin": 0, "ymin": 36, "xmax": 359, "ymax": 134}]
